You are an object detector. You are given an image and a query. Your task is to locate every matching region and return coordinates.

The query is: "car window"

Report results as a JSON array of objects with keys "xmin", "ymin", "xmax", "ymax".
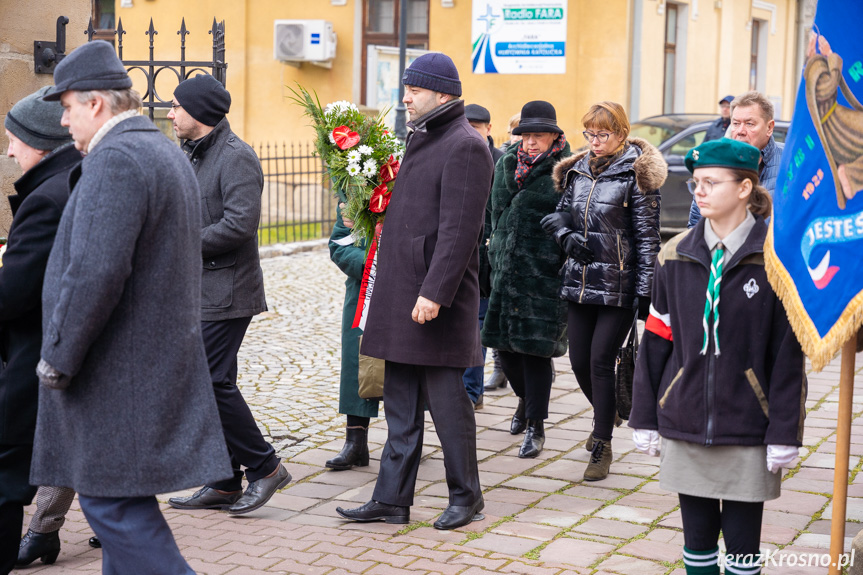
[
  {"xmin": 668, "ymin": 130, "xmax": 707, "ymax": 157},
  {"xmin": 629, "ymin": 124, "xmax": 676, "ymax": 148},
  {"xmin": 773, "ymin": 126, "xmax": 787, "ymax": 144}
]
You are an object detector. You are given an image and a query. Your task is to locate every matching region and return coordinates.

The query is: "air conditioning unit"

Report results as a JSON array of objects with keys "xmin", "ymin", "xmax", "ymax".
[{"xmin": 274, "ymin": 20, "xmax": 337, "ymax": 63}]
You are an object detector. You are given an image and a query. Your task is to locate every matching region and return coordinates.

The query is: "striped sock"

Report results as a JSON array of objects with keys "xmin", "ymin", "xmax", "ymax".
[
  {"xmin": 683, "ymin": 546, "xmax": 720, "ymax": 575},
  {"xmin": 724, "ymin": 552, "xmax": 762, "ymax": 575}
]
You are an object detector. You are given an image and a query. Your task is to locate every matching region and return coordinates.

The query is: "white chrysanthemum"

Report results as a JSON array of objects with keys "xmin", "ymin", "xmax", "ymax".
[
  {"xmin": 346, "ymin": 163, "xmax": 361, "ymax": 177},
  {"xmin": 347, "ymin": 150, "xmax": 361, "ymax": 163},
  {"xmin": 358, "ymin": 145, "xmax": 373, "ymax": 156},
  {"xmin": 362, "ymin": 161, "xmax": 377, "ymax": 177},
  {"xmin": 325, "ymin": 100, "xmax": 359, "ymax": 116}
]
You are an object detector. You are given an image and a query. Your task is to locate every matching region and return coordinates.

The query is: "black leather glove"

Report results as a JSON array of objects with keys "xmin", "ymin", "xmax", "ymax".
[
  {"xmin": 561, "ymin": 232, "xmax": 594, "ymax": 265},
  {"xmin": 540, "ymin": 212, "xmax": 574, "ymax": 236},
  {"xmin": 637, "ymin": 297, "xmax": 651, "ymax": 321}
]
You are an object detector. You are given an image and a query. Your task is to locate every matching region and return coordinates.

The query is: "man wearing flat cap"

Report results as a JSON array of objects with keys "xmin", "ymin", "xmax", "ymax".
[
  {"xmin": 337, "ymin": 52, "xmax": 493, "ymax": 530},
  {"xmin": 32, "ymin": 40, "xmax": 231, "ymax": 572},
  {"xmin": 166, "ymin": 74, "xmax": 290, "ymax": 516},
  {"xmin": 704, "ymin": 95, "xmax": 735, "ymax": 142},
  {"xmin": 0, "ymin": 85, "xmax": 80, "ymax": 573}
]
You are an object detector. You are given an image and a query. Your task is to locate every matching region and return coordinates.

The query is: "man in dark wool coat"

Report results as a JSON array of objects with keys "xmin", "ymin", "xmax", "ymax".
[
  {"xmin": 0, "ymin": 86, "xmax": 79, "ymax": 573},
  {"xmin": 33, "ymin": 41, "xmax": 232, "ymax": 573},
  {"xmin": 336, "ymin": 52, "xmax": 494, "ymax": 530},
  {"xmin": 166, "ymin": 75, "xmax": 290, "ymax": 517}
]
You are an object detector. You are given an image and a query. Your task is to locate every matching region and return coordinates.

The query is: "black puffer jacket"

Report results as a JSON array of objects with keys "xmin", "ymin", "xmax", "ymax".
[{"xmin": 551, "ymin": 138, "xmax": 666, "ymax": 309}]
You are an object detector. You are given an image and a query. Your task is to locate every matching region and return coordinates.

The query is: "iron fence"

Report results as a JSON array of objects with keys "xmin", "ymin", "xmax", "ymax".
[{"xmin": 255, "ymin": 142, "xmax": 337, "ymax": 246}]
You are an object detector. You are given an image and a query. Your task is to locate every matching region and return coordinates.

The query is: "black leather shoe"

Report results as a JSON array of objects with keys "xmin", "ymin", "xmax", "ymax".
[
  {"xmin": 510, "ymin": 397, "xmax": 527, "ymax": 435},
  {"xmin": 169, "ymin": 486, "xmax": 242, "ymax": 510},
  {"xmin": 519, "ymin": 420, "xmax": 545, "ymax": 458},
  {"xmin": 326, "ymin": 426, "xmax": 370, "ymax": 471},
  {"xmin": 433, "ymin": 497, "xmax": 485, "ymax": 530},
  {"xmin": 88, "ymin": 536, "xmax": 101, "ymax": 549},
  {"xmin": 473, "ymin": 394, "xmax": 484, "ymax": 410},
  {"xmin": 336, "ymin": 500, "xmax": 409, "ymax": 524},
  {"xmin": 16, "ymin": 529, "xmax": 60, "ymax": 566},
  {"xmin": 484, "ymin": 350, "xmax": 507, "ymax": 391},
  {"xmin": 227, "ymin": 463, "xmax": 292, "ymax": 515}
]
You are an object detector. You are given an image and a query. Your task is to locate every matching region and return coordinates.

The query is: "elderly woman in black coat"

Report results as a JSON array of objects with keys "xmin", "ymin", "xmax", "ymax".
[
  {"xmin": 481, "ymin": 101, "xmax": 571, "ymax": 459},
  {"xmin": 543, "ymin": 101, "xmax": 665, "ymax": 481}
]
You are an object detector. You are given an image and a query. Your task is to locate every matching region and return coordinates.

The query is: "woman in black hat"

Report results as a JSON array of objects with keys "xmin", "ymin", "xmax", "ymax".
[
  {"xmin": 481, "ymin": 101, "xmax": 572, "ymax": 459},
  {"xmin": 543, "ymin": 101, "xmax": 665, "ymax": 480}
]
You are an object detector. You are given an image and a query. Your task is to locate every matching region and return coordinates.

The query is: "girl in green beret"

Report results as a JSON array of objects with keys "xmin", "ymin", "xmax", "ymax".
[{"xmin": 628, "ymin": 138, "xmax": 807, "ymax": 575}]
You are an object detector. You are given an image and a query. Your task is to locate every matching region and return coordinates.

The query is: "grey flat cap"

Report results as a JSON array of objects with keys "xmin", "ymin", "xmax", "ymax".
[{"xmin": 42, "ymin": 41, "xmax": 132, "ymax": 101}]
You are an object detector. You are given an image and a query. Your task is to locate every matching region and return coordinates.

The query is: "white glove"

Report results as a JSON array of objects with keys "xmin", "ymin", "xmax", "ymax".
[
  {"xmin": 632, "ymin": 429, "xmax": 661, "ymax": 457},
  {"xmin": 766, "ymin": 445, "xmax": 799, "ymax": 473}
]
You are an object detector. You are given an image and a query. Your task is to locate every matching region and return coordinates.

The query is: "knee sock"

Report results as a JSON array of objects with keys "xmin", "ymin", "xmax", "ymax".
[
  {"xmin": 724, "ymin": 553, "xmax": 761, "ymax": 575},
  {"xmin": 682, "ymin": 546, "xmax": 720, "ymax": 575}
]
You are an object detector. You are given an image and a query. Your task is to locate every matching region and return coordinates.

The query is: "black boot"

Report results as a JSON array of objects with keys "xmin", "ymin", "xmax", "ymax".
[
  {"xmin": 519, "ymin": 420, "xmax": 545, "ymax": 458},
  {"xmin": 17, "ymin": 529, "xmax": 61, "ymax": 566},
  {"xmin": 510, "ymin": 397, "xmax": 527, "ymax": 435},
  {"xmin": 326, "ymin": 426, "xmax": 370, "ymax": 470},
  {"xmin": 484, "ymin": 349, "xmax": 508, "ymax": 390}
]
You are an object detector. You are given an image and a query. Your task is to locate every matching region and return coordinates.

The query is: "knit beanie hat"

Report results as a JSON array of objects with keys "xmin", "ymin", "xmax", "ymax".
[
  {"xmin": 42, "ymin": 41, "xmax": 132, "ymax": 101},
  {"xmin": 402, "ymin": 53, "xmax": 462, "ymax": 97},
  {"xmin": 173, "ymin": 74, "xmax": 231, "ymax": 127},
  {"xmin": 5, "ymin": 86, "xmax": 72, "ymax": 151}
]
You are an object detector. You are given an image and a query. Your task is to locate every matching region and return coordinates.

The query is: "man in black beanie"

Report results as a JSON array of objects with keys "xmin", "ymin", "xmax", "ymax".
[
  {"xmin": 166, "ymin": 74, "xmax": 291, "ymax": 516},
  {"xmin": 337, "ymin": 52, "xmax": 493, "ymax": 530}
]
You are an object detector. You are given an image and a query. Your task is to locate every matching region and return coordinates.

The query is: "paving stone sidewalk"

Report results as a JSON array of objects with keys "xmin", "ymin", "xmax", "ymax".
[{"xmin": 13, "ymin": 247, "xmax": 863, "ymax": 575}]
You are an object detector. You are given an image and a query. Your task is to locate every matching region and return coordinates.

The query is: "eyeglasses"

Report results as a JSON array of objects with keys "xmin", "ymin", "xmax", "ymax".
[
  {"xmin": 686, "ymin": 178, "xmax": 743, "ymax": 195},
  {"xmin": 170, "ymin": 103, "xmax": 183, "ymax": 110},
  {"xmin": 583, "ymin": 131, "xmax": 612, "ymax": 143}
]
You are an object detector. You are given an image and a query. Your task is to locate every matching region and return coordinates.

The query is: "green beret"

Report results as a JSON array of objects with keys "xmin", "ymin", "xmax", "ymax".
[{"xmin": 685, "ymin": 137, "xmax": 760, "ymax": 174}]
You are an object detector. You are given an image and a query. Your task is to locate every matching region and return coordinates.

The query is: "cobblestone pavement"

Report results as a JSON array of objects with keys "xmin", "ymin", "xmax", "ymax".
[{"xmin": 14, "ymin": 246, "xmax": 863, "ymax": 575}]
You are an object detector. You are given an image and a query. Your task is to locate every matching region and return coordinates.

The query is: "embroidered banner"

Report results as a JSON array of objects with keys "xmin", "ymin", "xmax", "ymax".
[{"xmin": 765, "ymin": 0, "xmax": 863, "ymax": 370}]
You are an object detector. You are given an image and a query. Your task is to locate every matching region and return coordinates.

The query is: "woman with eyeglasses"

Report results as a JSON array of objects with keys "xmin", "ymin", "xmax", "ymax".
[
  {"xmin": 482, "ymin": 101, "xmax": 572, "ymax": 459},
  {"xmin": 628, "ymin": 138, "xmax": 806, "ymax": 575},
  {"xmin": 542, "ymin": 101, "xmax": 665, "ymax": 480}
]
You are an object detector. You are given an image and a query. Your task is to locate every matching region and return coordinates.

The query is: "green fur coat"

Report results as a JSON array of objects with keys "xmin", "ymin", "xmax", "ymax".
[{"xmin": 481, "ymin": 141, "xmax": 571, "ymax": 358}]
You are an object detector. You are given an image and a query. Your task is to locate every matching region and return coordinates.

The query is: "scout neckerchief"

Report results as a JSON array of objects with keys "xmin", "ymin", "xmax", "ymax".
[{"xmin": 701, "ymin": 243, "xmax": 724, "ymax": 356}]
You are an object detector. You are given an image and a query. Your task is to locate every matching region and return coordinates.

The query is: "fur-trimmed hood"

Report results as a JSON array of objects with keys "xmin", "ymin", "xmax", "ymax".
[{"xmin": 552, "ymin": 137, "xmax": 668, "ymax": 194}]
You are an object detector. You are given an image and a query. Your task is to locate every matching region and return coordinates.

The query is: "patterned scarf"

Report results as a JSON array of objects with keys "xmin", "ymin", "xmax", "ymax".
[
  {"xmin": 588, "ymin": 142, "xmax": 627, "ymax": 177},
  {"xmin": 701, "ymin": 245, "xmax": 725, "ymax": 356},
  {"xmin": 514, "ymin": 134, "xmax": 567, "ymax": 189}
]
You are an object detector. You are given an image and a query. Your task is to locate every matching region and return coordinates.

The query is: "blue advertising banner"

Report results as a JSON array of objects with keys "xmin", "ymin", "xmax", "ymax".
[{"xmin": 765, "ymin": 0, "xmax": 863, "ymax": 370}]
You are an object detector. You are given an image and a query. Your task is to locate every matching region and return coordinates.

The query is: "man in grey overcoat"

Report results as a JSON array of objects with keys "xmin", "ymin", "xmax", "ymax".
[
  {"xmin": 166, "ymin": 74, "xmax": 290, "ymax": 516},
  {"xmin": 33, "ymin": 41, "xmax": 232, "ymax": 573},
  {"xmin": 336, "ymin": 53, "xmax": 493, "ymax": 530}
]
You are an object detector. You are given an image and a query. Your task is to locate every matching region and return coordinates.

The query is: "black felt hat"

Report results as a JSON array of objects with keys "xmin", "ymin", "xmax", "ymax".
[
  {"xmin": 511, "ymin": 101, "xmax": 562, "ymax": 135},
  {"xmin": 42, "ymin": 41, "xmax": 132, "ymax": 101}
]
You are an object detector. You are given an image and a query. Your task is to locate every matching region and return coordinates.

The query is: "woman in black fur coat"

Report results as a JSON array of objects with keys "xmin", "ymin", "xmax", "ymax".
[{"xmin": 481, "ymin": 101, "xmax": 572, "ymax": 459}]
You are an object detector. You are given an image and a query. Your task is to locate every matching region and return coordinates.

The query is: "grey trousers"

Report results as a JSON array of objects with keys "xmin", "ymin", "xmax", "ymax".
[{"xmin": 28, "ymin": 485, "xmax": 76, "ymax": 533}]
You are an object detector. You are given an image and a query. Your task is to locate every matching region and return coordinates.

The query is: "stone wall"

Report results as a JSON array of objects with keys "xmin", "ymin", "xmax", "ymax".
[{"xmin": 0, "ymin": 0, "xmax": 90, "ymax": 235}]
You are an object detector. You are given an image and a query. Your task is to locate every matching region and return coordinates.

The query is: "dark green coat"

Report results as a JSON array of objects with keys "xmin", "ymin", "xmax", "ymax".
[
  {"xmin": 481, "ymin": 141, "xmax": 572, "ymax": 358},
  {"xmin": 328, "ymin": 207, "xmax": 379, "ymax": 418}
]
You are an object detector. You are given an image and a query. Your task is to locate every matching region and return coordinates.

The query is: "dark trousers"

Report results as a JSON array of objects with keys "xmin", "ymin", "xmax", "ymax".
[
  {"xmin": 373, "ymin": 361, "xmax": 481, "ymax": 507},
  {"xmin": 0, "ymin": 443, "xmax": 36, "ymax": 575},
  {"xmin": 498, "ymin": 351, "xmax": 553, "ymax": 420},
  {"xmin": 567, "ymin": 302, "xmax": 633, "ymax": 441},
  {"xmin": 678, "ymin": 493, "xmax": 763, "ymax": 556},
  {"xmin": 462, "ymin": 298, "xmax": 489, "ymax": 402},
  {"xmin": 202, "ymin": 317, "xmax": 278, "ymax": 491},
  {"xmin": 79, "ymin": 495, "xmax": 194, "ymax": 575}
]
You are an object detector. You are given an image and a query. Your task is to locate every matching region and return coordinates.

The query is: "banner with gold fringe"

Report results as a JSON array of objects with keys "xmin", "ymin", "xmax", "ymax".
[{"xmin": 765, "ymin": 0, "xmax": 863, "ymax": 371}]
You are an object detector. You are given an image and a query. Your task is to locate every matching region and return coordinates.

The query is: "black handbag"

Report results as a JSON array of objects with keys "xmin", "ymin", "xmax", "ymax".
[{"xmin": 615, "ymin": 314, "xmax": 639, "ymax": 420}]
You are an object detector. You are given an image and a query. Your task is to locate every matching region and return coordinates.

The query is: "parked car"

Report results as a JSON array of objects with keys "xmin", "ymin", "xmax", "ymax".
[{"xmin": 629, "ymin": 114, "xmax": 789, "ymax": 231}]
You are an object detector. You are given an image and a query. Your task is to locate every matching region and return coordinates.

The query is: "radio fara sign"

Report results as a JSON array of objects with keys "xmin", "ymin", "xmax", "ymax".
[{"xmin": 471, "ymin": 1, "xmax": 568, "ymax": 74}]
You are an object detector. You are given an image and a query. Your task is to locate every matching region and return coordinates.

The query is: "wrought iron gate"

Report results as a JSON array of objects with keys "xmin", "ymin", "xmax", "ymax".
[{"xmin": 86, "ymin": 16, "xmax": 227, "ymax": 121}]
